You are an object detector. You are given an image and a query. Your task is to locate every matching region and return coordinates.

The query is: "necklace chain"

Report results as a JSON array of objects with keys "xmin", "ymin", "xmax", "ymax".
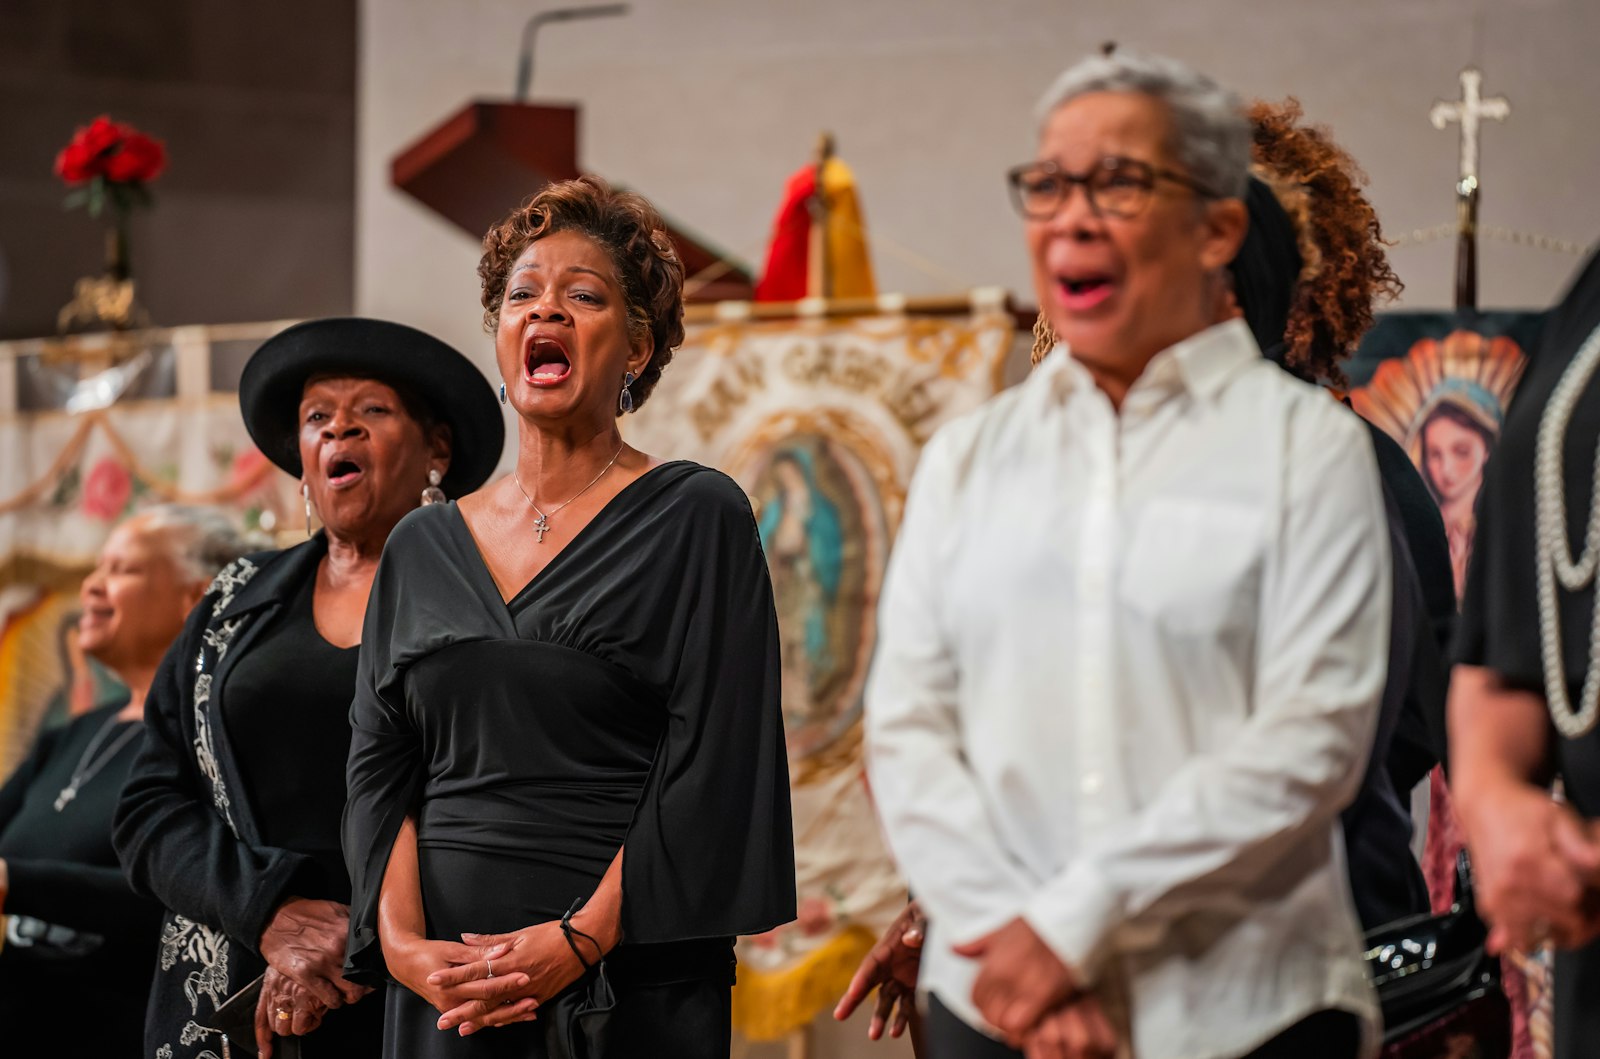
[
  {"xmin": 1535, "ymin": 321, "xmax": 1600, "ymax": 738},
  {"xmin": 513, "ymin": 441, "xmax": 625, "ymax": 543},
  {"xmin": 55, "ymin": 712, "xmax": 140, "ymax": 811}
]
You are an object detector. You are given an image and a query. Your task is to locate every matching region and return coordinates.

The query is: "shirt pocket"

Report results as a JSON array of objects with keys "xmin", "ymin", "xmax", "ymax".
[{"xmin": 1120, "ymin": 498, "xmax": 1264, "ymax": 636}]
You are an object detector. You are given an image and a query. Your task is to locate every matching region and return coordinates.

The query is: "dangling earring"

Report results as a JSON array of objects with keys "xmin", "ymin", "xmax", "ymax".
[
  {"xmin": 301, "ymin": 481, "xmax": 313, "ymax": 538},
  {"xmin": 421, "ymin": 468, "xmax": 446, "ymax": 506},
  {"xmin": 499, "ymin": 382, "xmax": 507, "ymax": 405},
  {"xmin": 619, "ymin": 371, "xmax": 636, "ymax": 414}
]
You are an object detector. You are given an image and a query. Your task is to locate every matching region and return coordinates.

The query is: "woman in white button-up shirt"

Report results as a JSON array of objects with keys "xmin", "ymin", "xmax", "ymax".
[{"xmin": 865, "ymin": 50, "xmax": 1390, "ymax": 1059}]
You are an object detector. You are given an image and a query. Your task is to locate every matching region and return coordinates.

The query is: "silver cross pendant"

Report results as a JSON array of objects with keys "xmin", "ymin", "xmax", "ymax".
[
  {"xmin": 533, "ymin": 514, "xmax": 550, "ymax": 543},
  {"xmin": 54, "ymin": 785, "xmax": 77, "ymax": 811}
]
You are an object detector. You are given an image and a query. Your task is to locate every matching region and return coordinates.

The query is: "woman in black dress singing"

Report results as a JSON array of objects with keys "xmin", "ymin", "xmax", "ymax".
[
  {"xmin": 342, "ymin": 176, "xmax": 796, "ymax": 1057},
  {"xmin": 114, "ymin": 319, "xmax": 504, "ymax": 1059}
]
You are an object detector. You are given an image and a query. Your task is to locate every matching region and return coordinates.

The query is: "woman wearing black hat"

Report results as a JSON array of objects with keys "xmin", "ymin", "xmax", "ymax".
[
  {"xmin": 113, "ymin": 318, "xmax": 503, "ymax": 1059},
  {"xmin": 340, "ymin": 176, "xmax": 794, "ymax": 1057}
]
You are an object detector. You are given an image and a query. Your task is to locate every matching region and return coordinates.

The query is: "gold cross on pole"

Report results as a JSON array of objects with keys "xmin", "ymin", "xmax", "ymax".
[{"xmin": 1429, "ymin": 67, "xmax": 1510, "ymax": 189}]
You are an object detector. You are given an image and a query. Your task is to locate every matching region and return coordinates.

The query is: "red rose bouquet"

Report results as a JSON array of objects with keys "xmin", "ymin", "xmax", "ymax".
[
  {"xmin": 56, "ymin": 115, "xmax": 166, "ymax": 199},
  {"xmin": 54, "ymin": 116, "xmax": 167, "ymax": 283}
]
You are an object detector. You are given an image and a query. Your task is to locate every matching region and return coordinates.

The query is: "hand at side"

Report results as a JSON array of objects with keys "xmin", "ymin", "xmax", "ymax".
[{"xmin": 834, "ymin": 899, "xmax": 926, "ymax": 1040}]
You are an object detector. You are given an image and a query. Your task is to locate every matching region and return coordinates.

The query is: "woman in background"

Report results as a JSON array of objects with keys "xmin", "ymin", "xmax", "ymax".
[{"xmin": 0, "ymin": 504, "xmax": 255, "ymax": 1054}]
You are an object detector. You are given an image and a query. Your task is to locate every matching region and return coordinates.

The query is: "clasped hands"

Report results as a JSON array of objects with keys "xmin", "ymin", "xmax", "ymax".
[
  {"xmin": 837, "ymin": 903, "xmax": 1116, "ymax": 1058},
  {"xmin": 957, "ymin": 917, "xmax": 1117, "ymax": 1059},
  {"xmin": 388, "ymin": 913, "xmax": 614, "ymax": 1037},
  {"xmin": 1468, "ymin": 783, "xmax": 1600, "ymax": 955},
  {"xmin": 254, "ymin": 898, "xmax": 371, "ymax": 1058}
]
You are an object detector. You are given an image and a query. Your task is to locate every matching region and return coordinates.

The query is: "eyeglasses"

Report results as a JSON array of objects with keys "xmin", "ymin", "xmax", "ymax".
[{"xmin": 1006, "ymin": 156, "xmax": 1220, "ymax": 220}]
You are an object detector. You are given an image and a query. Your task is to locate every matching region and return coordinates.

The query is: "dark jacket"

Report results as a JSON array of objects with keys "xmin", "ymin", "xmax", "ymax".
[{"xmin": 113, "ymin": 538, "xmax": 342, "ymax": 1059}]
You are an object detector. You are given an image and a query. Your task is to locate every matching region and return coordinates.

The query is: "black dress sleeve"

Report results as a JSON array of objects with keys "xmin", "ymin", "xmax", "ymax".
[
  {"xmin": 618, "ymin": 474, "xmax": 796, "ymax": 943},
  {"xmin": 342, "ymin": 531, "xmax": 426, "ymax": 985},
  {"xmin": 112, "ymin": 577, "xmax": 316, "ymax": 954}
]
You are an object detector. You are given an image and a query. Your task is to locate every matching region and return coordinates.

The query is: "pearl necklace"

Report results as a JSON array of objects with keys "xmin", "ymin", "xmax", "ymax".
[{"xmin": 1535, "ymin": 321, "xmax": 1600, "ymax": 738}]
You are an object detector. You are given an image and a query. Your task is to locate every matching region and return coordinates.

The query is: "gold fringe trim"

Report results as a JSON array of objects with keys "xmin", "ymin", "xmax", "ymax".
[{"xmin": 732, "ymin": 925, "xmax": 876, "ymax": 1042}]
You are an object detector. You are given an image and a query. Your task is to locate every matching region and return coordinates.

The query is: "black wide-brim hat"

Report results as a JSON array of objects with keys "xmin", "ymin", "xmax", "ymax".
[{"xmin": 239, "ymin": 317, "xmax": 504, "ymax": 497}]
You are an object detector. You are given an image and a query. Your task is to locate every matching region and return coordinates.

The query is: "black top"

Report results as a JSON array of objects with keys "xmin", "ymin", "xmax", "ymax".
[
  {"xmin": 228, "ymin": 571, "xmax": 360, "ymax": 900},
  {"xmin": 1338, "ymin": 477, "xmax": 1436, "ymax": 930},
  {"xmin": 343, "ymin": 462, "xmax": 796, "ymax": 994},
  {"xmin": 114, "ymin": 537, "xmax": 383, "ymax": 1059},
  {"xmin": 0, "ymin": 700, "xmax": 159, "ymax": 1053},
  {"xmin": 1362, "ymin": 419, "xmax": 1454, "ymax": 785},
  {"xmin": 1365, "ymin": 420, "xmax": 1457, "ymax": 651},
  {"xmin": 1458, "ymin": 248, "xmax": 1600, "ymax": 811}
]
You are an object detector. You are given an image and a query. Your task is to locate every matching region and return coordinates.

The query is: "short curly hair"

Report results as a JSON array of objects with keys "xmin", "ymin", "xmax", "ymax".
[
  {"xmin": 1030, "ymin": 98, "xmax": 1404, "ymax": 383},
  {"xmin": 478, "ymin": 175, "xmax": 686, "ymax": 412},
  {"xmin": 1247, "ymin": 97, "xmax": 1402, "ymax": 385}
]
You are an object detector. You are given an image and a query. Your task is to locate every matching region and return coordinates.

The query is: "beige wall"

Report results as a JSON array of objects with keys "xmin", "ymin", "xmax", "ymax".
[{"xmin": 358, "ymin": 0, "xmax": 1600, "ymax": 380}]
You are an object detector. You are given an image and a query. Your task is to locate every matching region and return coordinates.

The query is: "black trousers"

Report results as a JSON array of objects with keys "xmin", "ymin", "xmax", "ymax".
[
  {"xmin": 1241, "ymin": 1010, "xmax": 1361, "ymax": 1059},
  {"xmin": 1555, "ymin": 938, "xmax": 1600, "ymax": 1059},
  {"xmin": 925, "ymin": 996, "xmax": 1022, "ymax": 1059},
  {"xmin": 925, "ymin": 995, "xmax": 1361, "ymax": 1059}
]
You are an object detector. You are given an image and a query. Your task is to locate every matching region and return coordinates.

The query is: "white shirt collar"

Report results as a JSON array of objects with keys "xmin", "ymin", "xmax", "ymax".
[{"xmin": 1037, "ymin": 318, "xmax": 1261, "ymax": 407}]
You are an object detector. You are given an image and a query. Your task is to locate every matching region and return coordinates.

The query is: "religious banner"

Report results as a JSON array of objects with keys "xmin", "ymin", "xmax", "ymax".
[
  {"xmin": 622, "ymin": 296, "xmax": 1014, "ymax": 1041},
  {"xmin": 0, "ymin": 326, "xmax": 298, "ymax": 777},
  {"xmin": 1347, "ymin": 311, "xmax": 1543, "ymax": 600}
]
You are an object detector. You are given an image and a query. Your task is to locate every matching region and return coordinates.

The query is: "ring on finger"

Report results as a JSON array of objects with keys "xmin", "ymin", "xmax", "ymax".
[
  {"xmin": 276, "ymin": 1009, "xmax": 291, "ymax": 1021},
  {"xmin": 486, "ymin": 958, "xmax": 495, "ymax": 979}
]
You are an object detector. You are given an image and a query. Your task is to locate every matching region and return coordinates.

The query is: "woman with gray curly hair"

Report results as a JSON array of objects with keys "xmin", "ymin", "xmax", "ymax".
[
  {"xmin": 341, "ymin": 175, "xmax": 795, "ymax": 1058},
  {"xmin": 0, "ymin": 504, "xmax": 257, "ymax": 1055},
  {"xmin": 865, "ymin": 50, "xmax": 1388, "ymax": 1059}
]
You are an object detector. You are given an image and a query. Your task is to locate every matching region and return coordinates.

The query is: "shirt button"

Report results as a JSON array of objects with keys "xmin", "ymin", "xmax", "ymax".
[{"xmin": 1081, "ymin": 772, "xmax": 1103, "ymax": 795}]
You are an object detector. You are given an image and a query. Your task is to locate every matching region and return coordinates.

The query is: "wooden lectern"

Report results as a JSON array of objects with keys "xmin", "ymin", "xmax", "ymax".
[{"xmin": 391, "ymin": 102, "xmax": 754, "ymax": 302}]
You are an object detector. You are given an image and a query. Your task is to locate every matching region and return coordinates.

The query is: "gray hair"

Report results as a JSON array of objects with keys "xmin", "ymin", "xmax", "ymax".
[
  {"xmin": 131, "ymin": 504, "xmax": 266, "ymax": 584},
  {"xmin": 1034, "ymin": 50, "xmax": 1251, "ymax": 200}
]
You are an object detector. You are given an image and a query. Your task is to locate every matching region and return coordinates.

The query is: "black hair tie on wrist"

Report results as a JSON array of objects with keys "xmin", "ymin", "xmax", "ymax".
[
  {"xmin": 561, "ymin": 897, "xmax": 602, "ymax": 971},
  {"xmin": 556, "ymin": 898, "xmax": 616, "ymax": 1056}
]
